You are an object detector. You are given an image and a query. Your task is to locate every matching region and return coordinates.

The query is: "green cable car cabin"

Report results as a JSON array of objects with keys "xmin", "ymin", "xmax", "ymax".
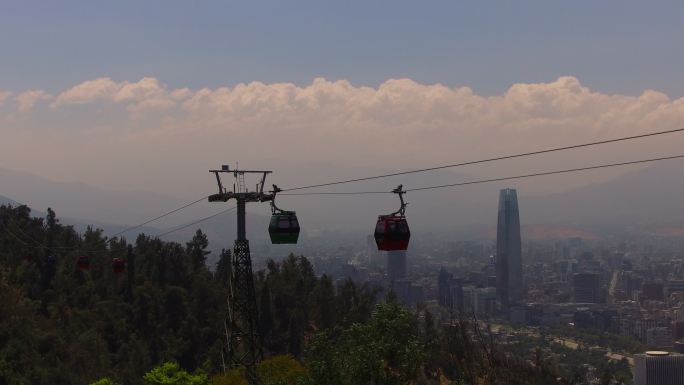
[{"xmin": 268, "ymin": 212, "xmax": 300, "ymax": 244}]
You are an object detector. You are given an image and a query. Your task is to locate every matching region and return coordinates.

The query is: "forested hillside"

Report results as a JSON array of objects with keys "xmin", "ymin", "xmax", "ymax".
[{"xmin": 1, "ymin": 204, "xmax": 572, "ymax": 385}]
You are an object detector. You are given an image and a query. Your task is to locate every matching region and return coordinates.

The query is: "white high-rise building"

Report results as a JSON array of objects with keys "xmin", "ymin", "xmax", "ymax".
[{"xmin": 634, "ymin": 351, "xmax": 684, "ymax": 385}]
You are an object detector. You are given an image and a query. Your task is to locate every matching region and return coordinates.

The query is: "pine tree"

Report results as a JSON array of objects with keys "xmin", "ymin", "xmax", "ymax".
[
  {"xmin": 126, "ymin": 244, "xmax": 136, "ymax": 302},
  {"xmin": 310, "ymin": 274, "xmax": 335, "ymax": 330},
  {"xmin": 259, "ymin": 282, "xmax": 274, "ymax": 350},
  {"xmin": 215, "ymin": 249, "xmax": 232, "ymax": 286},
  {"xmin": 186, "ymin": 230, "xmax": 210, "ymax": 272}
]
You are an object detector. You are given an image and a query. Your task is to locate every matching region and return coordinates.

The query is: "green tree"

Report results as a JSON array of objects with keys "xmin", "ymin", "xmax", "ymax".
[
  {"xmin": 307, "ymin": 303, "xmax": 424, "ymax": 385},
  {"xmin": 258, "ymin": 355, "xmax": 309, "ymax": 385},
  {"xmin": 186, "ymin": 230, "xmax": 210, "ymax": 272},
  {"xmin": 143, "ymin": 362, "xmax": 208, "ymax": 385},
  {"xmin": 335, "ymin": 279, "xmax": 377, "ymax": 326},
  {"xmin": 419, "ymin": 306, "xmax": 439, "ymax": 378},
  {"xmin": 287, "ymin": 309, "xmax": 304, "ymax": 357},
  {"xmin": 210, "ymin": 368, "xmax": 246, "ymax": 385},
  {"xmin": 215, "ymin": 249, "xmax": 231, "ymax": 285},
  {"xmin": 90, "ymin": 378, "xmax": 120, "ymax": 385},
  {"xmin": 309, "ymin": 274, "xmax": 335, "ymax": 330},
  {"xmin": 259, "ymin": 282, "xmax": 274, "ymax": 347},
  {"xmin": 210, "ymin": 356, "xmax": 308, "ymax": 385}
]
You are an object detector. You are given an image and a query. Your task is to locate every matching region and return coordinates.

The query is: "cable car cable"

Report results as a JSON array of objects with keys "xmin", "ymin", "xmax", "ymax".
[
  {"xmin": 405, "ymin": 154, "xmax": 684, "ymax": 192},
  {"xmin": 4, "ymin": 218, "xmax": 47, "ymax": 248},
  {"xmin": 110, "ymin": 195, "xmax": 209, "ymax": 238},
  {"xmin": 155, "ymin": 206, "xmax": 237, "ymax": 238},
  {"xmin": 3, "ymin": 226, "xmax": 37, "ymax": 248},
  {"xmin": 282, "ymin": 191, "xmax": 388, "ymax": 195},
  {"xmin": 280, "ymin": 154, "xmax": 684, "ymax": 195},
  {"xmin": 280, "ymin": 127, "xmax": 684, "ymax": 192}
]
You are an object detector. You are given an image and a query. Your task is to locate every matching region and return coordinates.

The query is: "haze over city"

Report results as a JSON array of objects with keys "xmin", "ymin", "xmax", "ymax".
[{"xmin": 2, "ymin": 1, "xmax": 684, "ymax": 235}]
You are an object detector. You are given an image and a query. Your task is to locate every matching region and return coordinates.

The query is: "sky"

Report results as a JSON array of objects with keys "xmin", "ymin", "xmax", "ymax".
[
  {"xmin": 1, "ymin": 1, "xmax": 684, "ymax": 227},
  {"xmin": 2, "ymin": 1, "xmax": 684, "ymax": 96}
]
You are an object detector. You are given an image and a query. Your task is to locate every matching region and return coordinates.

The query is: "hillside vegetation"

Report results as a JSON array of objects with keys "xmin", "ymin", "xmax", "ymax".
[{"xmin": 1, "ymin": 204, "xmax": 572, "ymax": 384}]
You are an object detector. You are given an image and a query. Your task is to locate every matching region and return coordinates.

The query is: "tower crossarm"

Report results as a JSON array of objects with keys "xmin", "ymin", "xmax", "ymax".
[
  {"xmin": 208, "ymin": 192, "xmax": 274, "ymax": 203},
  {"xmin": 209, "ymin": 166, "xmax": 273, "ymax": 201}
]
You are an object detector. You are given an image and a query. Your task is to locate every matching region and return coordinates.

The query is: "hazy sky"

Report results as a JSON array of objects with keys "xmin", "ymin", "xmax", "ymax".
[
  {"xmin": 2, "ymin": 1, "xmax": 683, "ymax": 96},
  {"xmin": 1, "ymin": 1, "xmax": 684, "ymax": 218}
]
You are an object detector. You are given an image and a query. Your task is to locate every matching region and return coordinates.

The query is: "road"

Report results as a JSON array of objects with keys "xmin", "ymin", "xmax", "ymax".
[
  {"xmin": 491, "ymin": 324, "xmax": 634, "ymax": 366},
  {"xmin": 552, "ymin": 337, "xmax": 634, "ymax": 366}
]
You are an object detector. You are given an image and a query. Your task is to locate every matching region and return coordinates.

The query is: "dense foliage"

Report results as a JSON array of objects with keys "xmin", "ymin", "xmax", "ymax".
[
  {"xmin": 1, "ymin": 205, "xmax": 228, "ymax": 384},
  {"xmin": 0, "ymin": 205, "xmax": 382, "ymax": 384},
  {"xmin": 1, "ymin": 205, "xmax": 603, "ymax": 384}
]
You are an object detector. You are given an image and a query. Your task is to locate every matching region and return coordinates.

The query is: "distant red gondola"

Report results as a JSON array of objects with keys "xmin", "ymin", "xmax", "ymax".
[
  {"xmin": 112, "ymin": 258, "xmax": 125, "ymax": 274},
  {"xmin": 77, "ymin": 255, "xmax": 90, "ymax": 270},
  {"xmin": 374, "ymin": 185, "xmax": 411, "ymax": 251}
]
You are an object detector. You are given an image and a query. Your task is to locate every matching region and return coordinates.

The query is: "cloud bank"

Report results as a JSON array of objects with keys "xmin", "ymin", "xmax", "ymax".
[
  {"xmin": 1, "ymin": 76, "xmax": 683, "ymax": 197},
  {"xmin": 9, "ymin": 75, "xmax": 679, "ymax": 134}
]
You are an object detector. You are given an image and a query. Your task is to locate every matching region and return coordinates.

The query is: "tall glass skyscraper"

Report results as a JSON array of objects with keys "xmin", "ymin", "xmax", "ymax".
[
  {"xmin": 387, "ymin": 250, "xmax": 407, "ymax": 281},
  {"xmin": 496, "ymin": 188, "xmax": 523, "ymax": 309}
]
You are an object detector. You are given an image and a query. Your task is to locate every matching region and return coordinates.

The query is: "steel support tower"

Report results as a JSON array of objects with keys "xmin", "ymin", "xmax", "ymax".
[{"xmin": 209, "ymin": 165, "xmax": 273, "ymax": 385}]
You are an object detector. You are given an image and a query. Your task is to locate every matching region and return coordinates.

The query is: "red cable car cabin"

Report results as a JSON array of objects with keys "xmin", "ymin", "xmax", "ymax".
[
  {"xmin": 373, "ymin": 185, "xmax": 411, "ymax": 251},
  {"xmin": 374, "ymin": 215, "xmax": 410, "ymax": 251},
  {"xmin": 77, "ymin": 255, "xmax": 90, "ymax": 270},
  {"xmin": 112, "ymin": 258, "xmax": 125, "ymax": 274}
]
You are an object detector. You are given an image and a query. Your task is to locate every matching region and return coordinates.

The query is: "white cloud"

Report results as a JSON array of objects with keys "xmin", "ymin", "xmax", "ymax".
[
  {"xmin": 6, "ymin": 75, "xmax": 684, "ymax": 178},
  {"xmin": 52, "ymin": 77, "xmax": 189, "ymax": 116},
  {"xmin": 113, "ymin": 77, "xmax": 166, "ymax": 102},
  {"xmin": 45, "ymin": 75, "xmax": 684, "ymax": 134},
  {"xmin": 51, "ymin": 77, "xmax": 120, "ymax": 106},
  {"xmin": 126, "ymin": 98, "xmax": 177, "ymax": 118},
  {"xmin": 15, "ymin": 90, "xmax": 52, "ymax": 112},
  {"xmin": 174, "ymin": 76, "xmax": 684, "ymax": 137},
  {"xmin": 0, "ymin": 91, "xmax": 12, "ymax": 106}
]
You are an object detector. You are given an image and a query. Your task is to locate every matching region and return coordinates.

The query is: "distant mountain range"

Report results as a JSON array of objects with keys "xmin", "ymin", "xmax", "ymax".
[
  {"xmin": 520, "ymin": 159, "xmax": 684, "ymax": 226},
  {"xmin": 0, "ymin": 194, "xmax": 16, "ymax": 206},
  {"xmin": 0, "ymin": 167, "xmax": 189, "ymax": 226},
  {"xmin": 511, "ymin": 160, "xmax": 684, "ymax": 242},
  {"xmin": 0, "ymin": 192, "xmax": 161, "ymax": 237},
  {"xmin": 3, "ymin": 159, "xmax": 684, "ymax": 246}
]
